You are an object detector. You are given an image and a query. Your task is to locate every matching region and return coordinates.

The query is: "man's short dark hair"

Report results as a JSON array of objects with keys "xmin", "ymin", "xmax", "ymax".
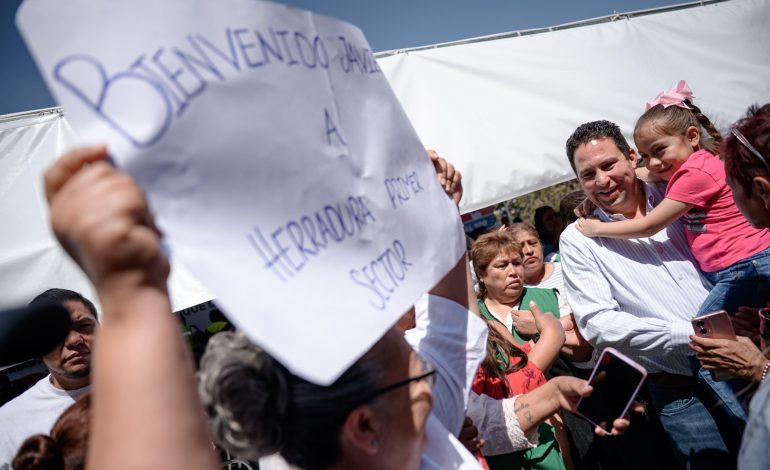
[
  {"xmin": 29, "ymin": 289, "xmax": 98, "ymax": 320},
  {"xmin": 565, "ymin": 120, "xmax": 632, "ymax": 174}
]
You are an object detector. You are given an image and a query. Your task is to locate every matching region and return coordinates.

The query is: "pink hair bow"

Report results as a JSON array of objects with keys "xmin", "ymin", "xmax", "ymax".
[{"xmin": 645, "ymin": 80, "xmax": 694, "ymax": 111}]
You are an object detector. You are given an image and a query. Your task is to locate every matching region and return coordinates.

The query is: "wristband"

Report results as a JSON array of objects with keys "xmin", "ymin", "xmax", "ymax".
[{"xmin": 761, "ymin": 360, "xmax": 770, "ymax": 383}]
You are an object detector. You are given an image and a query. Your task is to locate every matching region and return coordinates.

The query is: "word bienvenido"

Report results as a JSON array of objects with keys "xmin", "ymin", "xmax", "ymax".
[{"xmin": 53, "ymin": 27, "xmax": 381, "ymax": 148}]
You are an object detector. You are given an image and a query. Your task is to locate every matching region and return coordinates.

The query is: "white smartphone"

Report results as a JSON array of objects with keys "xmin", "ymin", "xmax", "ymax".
[{"xmin": 577, "ymin": 348, "xmax": 647, "ymax": 431}]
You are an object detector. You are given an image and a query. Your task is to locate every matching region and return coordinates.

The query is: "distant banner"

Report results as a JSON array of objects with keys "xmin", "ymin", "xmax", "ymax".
[
  {"xmin": 18, "ymin": 0, "xmax": 465, "ymax": 384},
  {"xmin": 377, "ymin": 0, "xmax": 770, "ymax": 213}
]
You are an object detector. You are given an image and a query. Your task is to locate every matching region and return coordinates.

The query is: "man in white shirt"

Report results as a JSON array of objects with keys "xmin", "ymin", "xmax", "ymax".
[
  {"xmin": 560, "ymin": 120, "xmax": 734, "ymax": 470},
  {"xmin": 0, "ymin": 289, "xmax": 97, "ymax": 469}
]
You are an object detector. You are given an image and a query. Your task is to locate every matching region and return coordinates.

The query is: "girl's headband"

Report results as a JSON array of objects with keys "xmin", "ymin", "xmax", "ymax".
[{"xmin": 645, "ymin": 80, "xmax": 694, "ymax": 111}]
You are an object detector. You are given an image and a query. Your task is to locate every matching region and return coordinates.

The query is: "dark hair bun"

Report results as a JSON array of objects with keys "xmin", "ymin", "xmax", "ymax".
[
  {"xmin": 198, "ymin": 331, "xmax": 290, "ymax": 461},
  {"xmin": 13, "ymin": 434, "xmax": 64, "ymax": 470}
]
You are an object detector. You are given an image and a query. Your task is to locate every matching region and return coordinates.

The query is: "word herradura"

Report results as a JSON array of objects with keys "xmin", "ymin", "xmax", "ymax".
[
  {"xmin": 52, "ymin": 26, "xmax": 381, "ymax": 148},
  {"xmin": 246, "ymin": 195, "xmax": 376, "ymax": 282}
]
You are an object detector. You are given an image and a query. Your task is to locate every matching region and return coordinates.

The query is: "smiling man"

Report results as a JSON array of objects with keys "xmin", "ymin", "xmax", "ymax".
[
  {"xmin": 559, "ymin": 121, "xmax": 735, "ymax": 469},
  {"xmin": 0, "ymin": 289, "xmax": 97, "ymax": 469}
]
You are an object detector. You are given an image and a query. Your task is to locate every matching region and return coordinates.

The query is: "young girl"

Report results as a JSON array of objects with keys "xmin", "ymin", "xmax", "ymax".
[{"xmin": 577, "ymin": 81, "xmax": 770, "ymax": 315}]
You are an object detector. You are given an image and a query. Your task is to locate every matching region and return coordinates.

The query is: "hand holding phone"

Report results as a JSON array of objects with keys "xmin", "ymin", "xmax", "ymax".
[
  {"xmin": 691, "ymin": 310, "xmax": 736, "ymax": 340},
  {"xmin": 576, "ymin": 348, "xmax": 647, "ymax": 431}
]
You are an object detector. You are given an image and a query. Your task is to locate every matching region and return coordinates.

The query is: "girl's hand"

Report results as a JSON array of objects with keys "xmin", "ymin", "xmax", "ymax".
[{"xmin": 576, "ymin": 217, "xmax": 603, "ymax": 237}]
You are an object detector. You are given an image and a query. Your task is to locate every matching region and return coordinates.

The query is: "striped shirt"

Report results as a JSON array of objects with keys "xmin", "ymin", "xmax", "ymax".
[{"xmin": 560, "ymin": 182, "xmax": 709, "ymax": 375}]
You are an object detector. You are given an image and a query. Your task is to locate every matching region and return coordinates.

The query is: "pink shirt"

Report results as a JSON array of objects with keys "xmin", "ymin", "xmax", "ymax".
[{"xmin": 666, "ymin": 149, "xmax": 770, "ymax": 272}]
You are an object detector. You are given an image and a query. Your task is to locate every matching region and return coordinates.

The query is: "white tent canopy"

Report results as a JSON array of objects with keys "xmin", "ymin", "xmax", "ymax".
[
  {"xmin": 377, "ymin": 0, "xmax": 770, "ymax": 213},
  {"xmin": 3, "ymin": 0, "xmax": 769, "ymax": 308},
  {"xmin": 0, "ymin": 108, "xmax": 212, "ymax": 312}
]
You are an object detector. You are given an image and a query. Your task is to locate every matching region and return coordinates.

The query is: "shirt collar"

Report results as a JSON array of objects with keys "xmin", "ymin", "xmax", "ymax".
[{"xmin": 592, "ymin": 180, "xmax": 663, "ymax": 222}]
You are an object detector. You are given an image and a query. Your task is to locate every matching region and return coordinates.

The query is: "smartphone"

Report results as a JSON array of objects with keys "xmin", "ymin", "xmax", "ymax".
[
  {"xmin": 577, "ymin": 348, "xmax": 647, "ymax": 431},
  {"xmin": 692, "ymin": 310, "xmax": 737, "ymax": 381},
  {"xmin": 691, "ymin": 310, "xmax": 736, "ymax": 340}
]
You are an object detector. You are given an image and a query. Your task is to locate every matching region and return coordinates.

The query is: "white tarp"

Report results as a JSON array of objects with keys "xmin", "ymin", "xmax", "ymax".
[
  {"xmin": 377, "ymin": 0, "xmax": 770, "ymax": 213},
  {"xmin": 18, "ymin": 0, "xmax": 465, "ymax": 384},
  {"xmin": 0, "ymin": 109, "xmax": 214, "ymax": 312}
]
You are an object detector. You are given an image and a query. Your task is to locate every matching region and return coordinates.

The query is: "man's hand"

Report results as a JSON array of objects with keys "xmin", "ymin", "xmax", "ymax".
[
  {"xmin": 689, "ymin": 335, "xmax": 769, "ymax": 382},
  {"xmin": 428, "ymin": 149, "xmax": 462, "ymax": 206},
  {"xmin": 45, "ymin": 146, "xmax": 169, "ymax": 289}
]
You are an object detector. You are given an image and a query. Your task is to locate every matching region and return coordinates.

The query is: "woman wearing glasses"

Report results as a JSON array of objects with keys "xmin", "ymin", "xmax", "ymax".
[
  {"xmin": 199, "ymin": 252, "xmax": 489, "ymax": 470},
  {"xmin": 691, "ymin": 103, "xmax": 770, "ymax": 470}
]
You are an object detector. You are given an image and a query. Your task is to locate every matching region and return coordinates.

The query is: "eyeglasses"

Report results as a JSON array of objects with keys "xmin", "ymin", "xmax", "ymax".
[
  {"xmin": 731, "ymin": 124, "xmax": 770, "ymax": 174},
  {"xmin": 360, "ymin": 355, "xmax": 437, "ymax": 403}
]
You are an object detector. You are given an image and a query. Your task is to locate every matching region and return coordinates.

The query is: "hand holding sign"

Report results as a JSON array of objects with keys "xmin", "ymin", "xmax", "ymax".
[{"xmin": 18, "ymin": 0, "xmax": 465, "ymax": 384}]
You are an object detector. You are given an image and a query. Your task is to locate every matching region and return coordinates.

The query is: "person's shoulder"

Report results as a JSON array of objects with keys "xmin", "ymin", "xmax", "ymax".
[
  {"xmin": 677, "ymin": 150, "xmax": 722, "ymax": 175},
  {"xmin": 560, "ymin": 222, "xmax": 582, "ymax": 244},
  {"xmin": 560, "ymin": 222, "xmax": 596, "ymax": 252},
  {"xmin": 0, "ymin": 386, "xmax": 34, "ymax": 422}
]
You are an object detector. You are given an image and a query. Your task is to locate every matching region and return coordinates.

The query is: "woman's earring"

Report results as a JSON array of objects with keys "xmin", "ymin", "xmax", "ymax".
[{"xmin": 371, "ymin": 438, "xmax": 379, "ymax": 450}]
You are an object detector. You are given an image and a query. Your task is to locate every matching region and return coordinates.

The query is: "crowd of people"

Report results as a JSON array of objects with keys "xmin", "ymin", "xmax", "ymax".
[{"xmin": 0, "ymin": 81, "xmax": 769, "ymax": 470}]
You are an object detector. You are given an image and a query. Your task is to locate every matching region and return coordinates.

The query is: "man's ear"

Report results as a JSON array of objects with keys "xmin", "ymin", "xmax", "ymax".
[
  {"xmin": 339, "ymin": 404, "xmax": 382, "ymax": 456},
  {"xmin": 753, "ymin": 176, "xmax": 770, "ymax": 209},
  {"xmin": 686, "ymin": 125, "xmax": 701, "ymax": 149},
  {"xmin": 628, "ymin": 148, "xmax": 639, "ymax": 169}
]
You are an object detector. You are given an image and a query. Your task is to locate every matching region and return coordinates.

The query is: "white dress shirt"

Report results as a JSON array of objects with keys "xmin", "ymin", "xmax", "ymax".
[{"xmin": 560, "ymin": 182, "xmax": 709, "ymax": 375}]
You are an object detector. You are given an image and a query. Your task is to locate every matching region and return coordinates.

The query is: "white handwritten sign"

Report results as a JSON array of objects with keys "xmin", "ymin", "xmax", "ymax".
[{"xmin": 18, "ymin": 0, "xmax": 465, "ymax": 384}]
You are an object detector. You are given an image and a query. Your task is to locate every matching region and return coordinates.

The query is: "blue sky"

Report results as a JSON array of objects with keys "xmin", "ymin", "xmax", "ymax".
[{"xmin": 1, "ymin": 0, "xmax": 679, "ymax": 115}]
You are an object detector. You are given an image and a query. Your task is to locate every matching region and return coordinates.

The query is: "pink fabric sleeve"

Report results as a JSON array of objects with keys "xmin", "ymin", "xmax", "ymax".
[{"xmin": 666, "ymin": 167, "xmax": 721, "ymax": 207}]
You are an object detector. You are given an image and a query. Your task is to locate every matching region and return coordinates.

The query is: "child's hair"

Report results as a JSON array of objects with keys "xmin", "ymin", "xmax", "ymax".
[
  {"xmin": 721, "ymin": 103, "xmax": 770, "ymax": 194},
  {"xmin": 481, "ymin": 321, "xmax": 528, "ymax": 396},
  {"xmin": 13, "ymin": 394, "xmax": 91, "ymax": 470},
  {"xmin": 634, "ymin": 98, "xmax": 722, "ymax": 154}
]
